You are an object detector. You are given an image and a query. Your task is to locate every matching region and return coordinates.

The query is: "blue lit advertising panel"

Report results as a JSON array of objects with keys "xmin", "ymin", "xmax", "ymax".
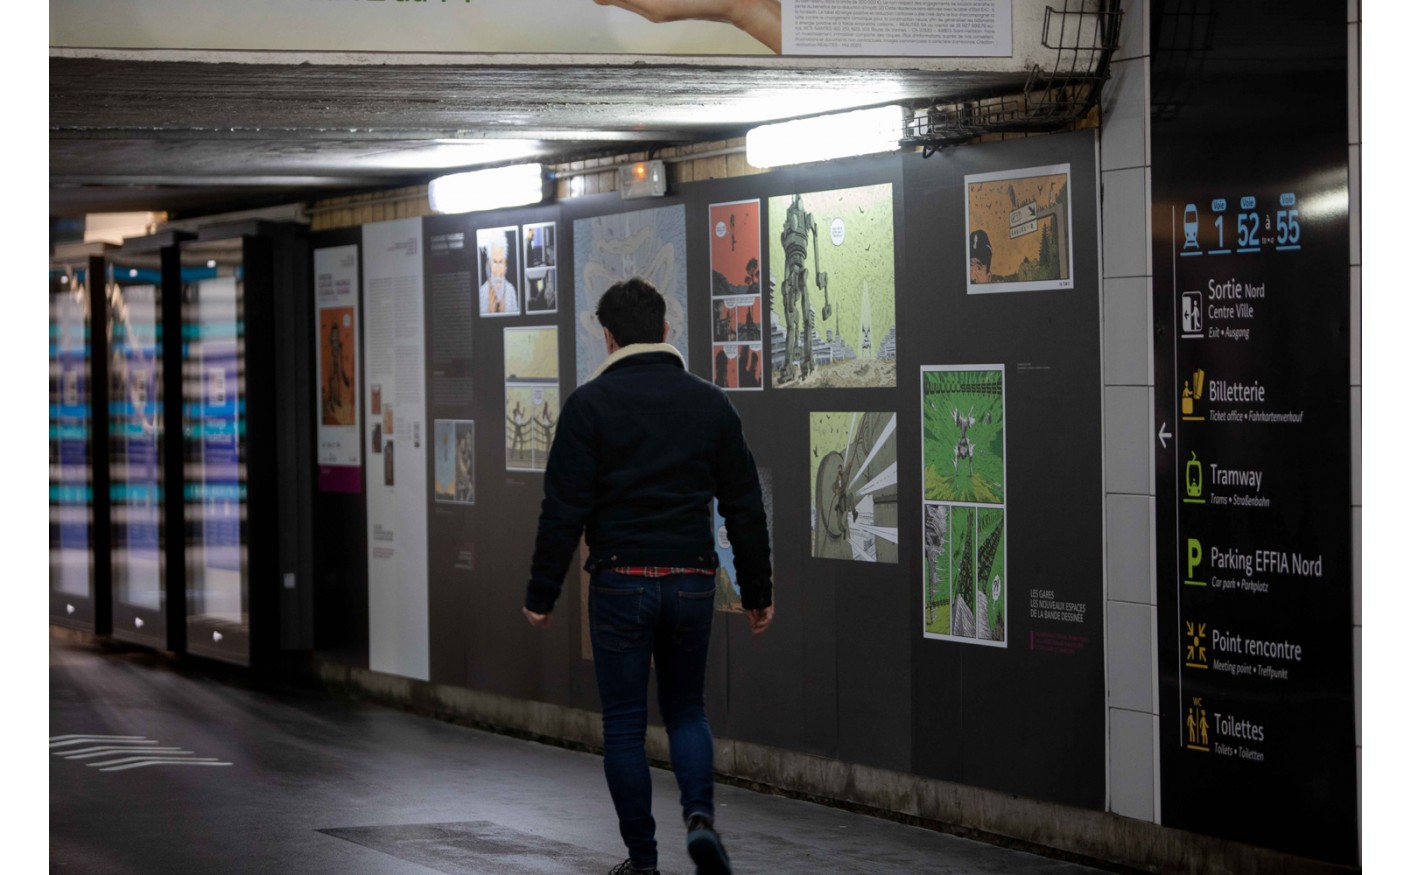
[
  {"xmin": 50, "ymin": 270, "xmax": 93, "ymax": 625},
  {"xmin": 108, "ymin": 268, "xmax": 165, "ymax": 645},
  {"xmin": 184, "ymin": 273, "xmax": 249, "ymax": 663}
]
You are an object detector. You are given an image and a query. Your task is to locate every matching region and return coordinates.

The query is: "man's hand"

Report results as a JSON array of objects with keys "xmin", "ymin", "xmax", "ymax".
[
  {"xmin": 746, "ymin": 605, "xmax": 774, "ymax": 636},
  {"xmin": 522, "ymin": 607, "xmax": 553, "ymax": 629}
]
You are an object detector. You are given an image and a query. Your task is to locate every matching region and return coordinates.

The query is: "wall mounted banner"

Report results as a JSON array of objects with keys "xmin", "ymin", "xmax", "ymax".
[
  {"xmin": 964, "ymin": 164, "xmax": 1073, "ymax": 294},
  {"xmin": 920, "ymin": 365, "xmax": 1007, "ymax": 645},
  {"xmin": 51, "ymin": 0, "xmax": 1011, "ymax": 57},
  {"xmin": 314, "ymin": 244, "xmax": 361, "ymax": 492},
  {"xmin": 783, "ymin": 0, "xmax": 1011, "ymax": 57},
  {"xmin": 363, "ymin": 217, "xmax": 430, "ymax": 682}
]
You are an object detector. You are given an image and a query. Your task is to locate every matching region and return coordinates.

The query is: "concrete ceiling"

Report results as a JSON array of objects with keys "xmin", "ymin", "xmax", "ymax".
[{"xmin": 50, "ymin": 52, "xmax": 1029, "ymax": 219}]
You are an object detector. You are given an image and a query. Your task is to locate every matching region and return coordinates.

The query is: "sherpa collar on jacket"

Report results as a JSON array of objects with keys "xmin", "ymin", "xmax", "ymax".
[{"xmin": 587, "ymin": 342, "xmax": 685, "ymax": 382}]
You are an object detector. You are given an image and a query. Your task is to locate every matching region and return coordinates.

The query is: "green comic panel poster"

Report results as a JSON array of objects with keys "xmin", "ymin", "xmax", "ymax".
[
  {"xmin": 921, "ymin": 365, "xmax": 1007, "ymax": 647},
  {"xmin": 768, "ymin": 184, "xmax": 896, "ymax": 388}
]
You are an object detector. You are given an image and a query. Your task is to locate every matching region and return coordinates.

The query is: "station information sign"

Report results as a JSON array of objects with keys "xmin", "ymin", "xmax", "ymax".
[{"xmin": 1151, "ymin": 2, "xmax": 1356, "ymax": 865}]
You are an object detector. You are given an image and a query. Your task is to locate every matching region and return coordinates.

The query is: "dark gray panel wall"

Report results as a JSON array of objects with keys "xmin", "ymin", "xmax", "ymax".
[
  {"xmin": 901, "ymin": 134, "xmax": 1105, "ymax": 806},
  {"xmin": 320, "ymin": 130, "xmax": 1106, "ymax": 810}
]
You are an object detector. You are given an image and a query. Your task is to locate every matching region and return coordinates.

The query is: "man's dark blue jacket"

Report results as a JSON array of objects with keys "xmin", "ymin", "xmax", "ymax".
[{"xmin": 525, "ymin": 344, "xmax": 772, "ymax": 614}]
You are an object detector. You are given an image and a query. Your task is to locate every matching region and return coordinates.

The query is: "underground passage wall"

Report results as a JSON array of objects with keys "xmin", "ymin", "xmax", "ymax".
[
  {"xmin": 306, "ymin": 64, "xmax": 1360, "ymax": 866},
  {"xmin": 311, "ymin": 128, "xmax": 1114, "ymax": 829}
]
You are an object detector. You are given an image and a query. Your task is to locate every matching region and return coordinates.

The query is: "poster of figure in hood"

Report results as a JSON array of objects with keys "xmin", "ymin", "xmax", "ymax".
[{"xmin": 965, "ymin": 164, "xmax": 1073, "ymax": 294}]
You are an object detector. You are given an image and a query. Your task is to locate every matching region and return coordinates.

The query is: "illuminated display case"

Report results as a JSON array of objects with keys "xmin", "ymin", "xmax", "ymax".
[
  {"xmin": 49, "ymin": 246, "xmax": 110, "ymax": 632},
  {"xmin": 179, "ymin": 223, "xmax": 311, "ymax": 666},
  {"xmin": 106, "ymin": 234, "xmax": 187, "ymax": 650}
]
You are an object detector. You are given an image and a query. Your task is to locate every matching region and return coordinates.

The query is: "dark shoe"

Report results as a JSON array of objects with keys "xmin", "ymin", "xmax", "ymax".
[
  {"xmin": 686, "ymin": 814, "xmax": 731, "ymax": 875},
  {"xmin": 608, "ymin": 859, "xmax": 659, "ymax": 875}
]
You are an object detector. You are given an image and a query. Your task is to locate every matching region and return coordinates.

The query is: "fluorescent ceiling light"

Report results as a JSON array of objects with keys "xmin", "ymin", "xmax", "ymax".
[
  {"xmin": 369, "ymin": 140, "xmax": 544, "ymax": 171},
  {"xmin": 429, "ymin": 164, "xmax": 546, "ymax": 215},
  {"xmin": 746, "ymin": 105, "xmax": 908, "ymax": 169}
]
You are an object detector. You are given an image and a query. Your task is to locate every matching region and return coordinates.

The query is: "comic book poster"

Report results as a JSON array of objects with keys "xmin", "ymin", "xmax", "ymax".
[
  {"xmin": 809, "ymin": 412, "xmax": 899, "ymax": 563},
  {"xmin": 433, "ymin": 419, "xmax": 475, "ymax": 505},
  {"xmin": 712, "ymin": 467, "xmax": 774, "ymax": 613},
  {"xmin": 574, "ymin": 204, "xmax": 689, "ymax": 385},
  {"xmin": 767, "ymin": 184, "xmax": 896, "ymax": 388},
  {"xmin": 965, "ymin": 163, "xmax": 1073, "ymax": 294},
  {"xmin": 478, "ymin": 226, "xmax": 523, "ymax": 317},
  {"xmin": 921, "ymin": 365, "xmax": 1007, "ymax": 646},
  {"xmin": 709, "ymin": 199, "xmax": 763, "ymax": 391},
  {"xmin": 504, "ymin": 326, "xmax": 559, "ymax": 472},
  {"xmin": 523, "ymin": 221, "xmax": 558, "ymax": 314}
]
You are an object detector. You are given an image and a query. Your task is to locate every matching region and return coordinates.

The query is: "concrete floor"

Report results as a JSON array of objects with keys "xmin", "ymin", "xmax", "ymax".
[{"xmin": 50, "ymin": 633, "xmax": 1110, "ymax": 875}]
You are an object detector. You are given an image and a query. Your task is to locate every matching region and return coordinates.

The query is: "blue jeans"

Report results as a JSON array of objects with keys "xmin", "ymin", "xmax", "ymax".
[{"xmin": 589, "ymin": 569, "xmax": 717, "ymax": 870}]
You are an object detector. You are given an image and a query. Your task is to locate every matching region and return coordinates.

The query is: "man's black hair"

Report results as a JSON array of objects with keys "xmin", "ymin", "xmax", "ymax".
[{"xmin": 596, "ymin": 277, "xmax": 666, "ymax": 347}]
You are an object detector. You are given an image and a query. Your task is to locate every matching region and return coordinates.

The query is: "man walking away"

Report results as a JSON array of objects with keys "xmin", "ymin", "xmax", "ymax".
[{"xmin": 523, "ymin": 277, "xmax": 774, "ymax": 875}]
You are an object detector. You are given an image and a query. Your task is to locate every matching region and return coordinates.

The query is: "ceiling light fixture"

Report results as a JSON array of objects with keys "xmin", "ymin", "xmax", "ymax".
[
  {"xmin": 745, "ymin": 105, "xmax": 909, "ymax": 169},
  {"xmin": 618, "ymin": 160, "xmax": 667, "ymax": 200},
  {"xmin": 428, "ymin": 164, "xmax": 546, "ymax": 215}
]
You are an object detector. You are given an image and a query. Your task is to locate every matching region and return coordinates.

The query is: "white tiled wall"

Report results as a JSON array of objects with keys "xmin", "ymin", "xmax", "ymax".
[{"xmin": 1100, "ymin": 0, "xmax": 1159, "ymax": 825}]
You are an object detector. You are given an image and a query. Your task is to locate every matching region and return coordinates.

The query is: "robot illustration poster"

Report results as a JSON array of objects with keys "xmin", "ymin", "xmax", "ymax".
[
  {"xmin": 921, "ymin": 365, "xmax": 1008, "ymax": 647},
  {"xmin": 504, "ymin": 326, "xmax": 559, "ymax": 472},
  {"xmin": 965, "ymin": 163, "xmax": 1073, "ymax": 294},
  {"xmin": 809, "ymin": 412, "xmax": 898, "ymax": 563},
  {"xmin": 767, "ymin": 184, "xmax": 896, "ymax": 388},
  {"xmin": 574, "ymin": 205, "xmax": 689, "ymax": 385}
]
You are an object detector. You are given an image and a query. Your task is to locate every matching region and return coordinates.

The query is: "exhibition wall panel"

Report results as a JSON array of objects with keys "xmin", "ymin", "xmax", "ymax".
[{"xmin": 319, "ymin": 129, "xmax": 1110, "ymax": 812}]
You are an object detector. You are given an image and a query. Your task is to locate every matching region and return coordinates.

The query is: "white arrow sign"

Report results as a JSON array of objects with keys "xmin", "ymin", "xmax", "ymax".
[
  {"xmin": 1158, "ymin": 422, "xmax": 1172, "ymax": 448},
  {"xmin": 212, "ymin": 631, "xmax": 223, "ymax": 643},
  {"xmin": 66, "ymin": 604, "xmax": 75, "ymax": 615},
  {"xmin": 134, "ymin": 617, "xmax": 144, "ymax": 629}
]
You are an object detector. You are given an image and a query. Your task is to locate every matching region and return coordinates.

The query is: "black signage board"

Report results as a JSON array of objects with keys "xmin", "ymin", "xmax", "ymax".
[{"xmin": 1151, "ymin": 2, "xmax": 1356, "ymax": 864}]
